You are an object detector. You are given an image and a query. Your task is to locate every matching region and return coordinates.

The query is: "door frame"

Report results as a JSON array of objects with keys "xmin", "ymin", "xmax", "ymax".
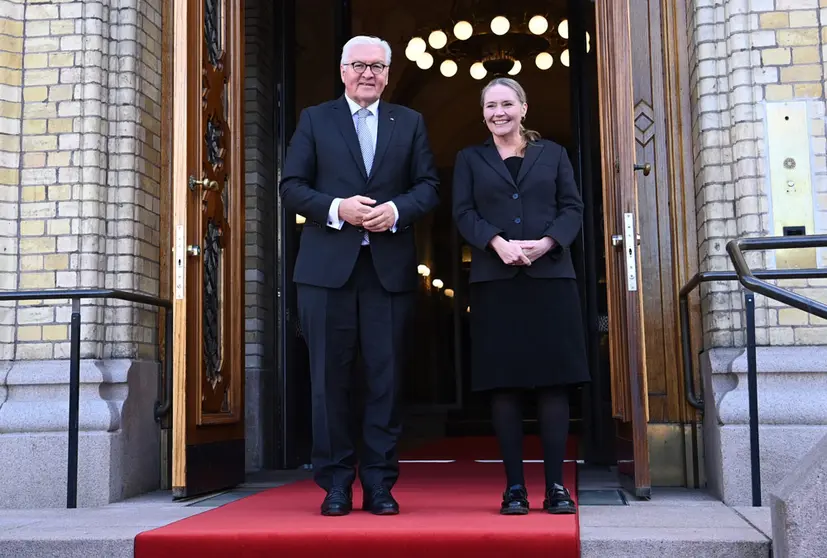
[{"xmin": 267, "ymin": 0, "xmax": 699, "ymax": 482}]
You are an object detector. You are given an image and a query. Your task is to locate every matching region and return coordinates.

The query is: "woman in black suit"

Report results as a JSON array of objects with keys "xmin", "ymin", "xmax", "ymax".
[{"xmin": 452, "ymin": 77, "xmax": 590, "ymax": 515}]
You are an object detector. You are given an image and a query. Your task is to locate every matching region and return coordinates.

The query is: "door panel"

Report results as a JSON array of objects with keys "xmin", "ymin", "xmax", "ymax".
[
  {"xmin": 171, "ymin": 0, "xmax": 246, "ymax": 498},
  {"xmin": 595, "ymin": 0, "xmax": 651, "ymax": 498}
]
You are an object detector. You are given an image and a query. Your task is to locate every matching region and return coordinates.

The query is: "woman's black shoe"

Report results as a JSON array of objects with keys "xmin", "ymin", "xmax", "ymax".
[
  {"xmin": 543, "ymin": 483, "xmax": 576, "ymax": 514},
  {"xmin": 500, "ymin": 484, "xmax": 530, "ymax": 515}
]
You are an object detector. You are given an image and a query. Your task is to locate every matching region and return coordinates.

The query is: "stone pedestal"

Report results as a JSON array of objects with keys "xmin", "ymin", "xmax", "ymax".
[
  {"xmin": 771, "ymin": 433, "xmax": 827, "ymax": 558},
  {"xmin": 0, "ymin": 360, "xmax": 160, "ymax": 508},
  {"xmin": 702, "ymin": 346, "xmax": 827, "ymax": 506}
]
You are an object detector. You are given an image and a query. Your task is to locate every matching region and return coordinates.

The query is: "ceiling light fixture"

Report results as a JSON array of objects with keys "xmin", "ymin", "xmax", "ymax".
[{"xmin": 404, "ymin": 9, "xmax": 591, "ymax": 78}]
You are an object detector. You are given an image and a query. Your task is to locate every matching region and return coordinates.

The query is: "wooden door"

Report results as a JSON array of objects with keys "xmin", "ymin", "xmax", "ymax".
[
  {"xmin": 595, "ymin": 0, "xmax": 651, "ymax": 498},
  {"xmin": 171, "ymin": 0, "xmax": 246, "ymax": 498}
]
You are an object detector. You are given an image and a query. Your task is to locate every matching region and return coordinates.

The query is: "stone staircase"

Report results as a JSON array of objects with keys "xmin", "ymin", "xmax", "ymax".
[{"xmin": 0, "ymin": 468, "xmax": 774, "ymax": 558}]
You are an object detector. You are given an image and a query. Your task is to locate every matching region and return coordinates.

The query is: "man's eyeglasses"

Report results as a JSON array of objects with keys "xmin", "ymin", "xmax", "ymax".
[{"xmin": 345, "ymin": 62, "xmax": 388, "ymax": 74}]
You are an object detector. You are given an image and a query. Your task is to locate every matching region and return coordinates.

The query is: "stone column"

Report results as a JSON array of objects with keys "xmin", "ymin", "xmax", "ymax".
[
  {"xmin": 687, "ymin": 0, "xmax": 827, "ymax": 505},
  {"xmin": 0, "ymin": 0, "xmax": 164, "ymax": 508}
]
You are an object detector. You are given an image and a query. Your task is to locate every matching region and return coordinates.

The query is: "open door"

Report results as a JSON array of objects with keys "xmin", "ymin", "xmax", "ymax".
[
  {"xmin": 171, "ymin": 0, "xmax": 246, "ymax": 498},
  {"xmin": 595, "ymin": 0, "xmax": 651, "ymax": 498}
]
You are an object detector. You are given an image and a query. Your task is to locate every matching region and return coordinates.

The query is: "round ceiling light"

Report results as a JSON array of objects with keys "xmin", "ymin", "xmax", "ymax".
[
  {"xmin": 416, "ymin": 51, "xmax": 434, "ymax": 70},
  {"xmin": 508, "ymin": 60, "xmax": 522, "ymax": 75},
  {"xmin": 490, "ymin": 16, "xmax": 510, "ymax": 36},
  {"xmin": 558, "ymin": 19, "xmax": 569, "ymax": 39},
  {"xmin": 535, "ymin": 52, "xmax": 553, "ymax": 70},
  {"xmin": 440, "ymin": 59, "xmax": 458, "ymax": 77},
  {"xmin": 405, "ymin": 37, "xmax": 426, "ymax": 61},
  {"xmin": 428, "ymin": 30, "xmax": 447, "ymax": 49},
  {"xmin": 470, "ymin": 62, "xmax": 487, "ymax": 80},
  {"xmin": 454, "ymin": 20, "xmax": 473, "ymax": 40},
  {"xmin": 528, "ymin": 15, "xmax": 548, "ymax": 35}
]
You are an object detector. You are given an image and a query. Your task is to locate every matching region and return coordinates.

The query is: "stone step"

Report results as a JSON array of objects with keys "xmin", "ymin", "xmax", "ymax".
[
  {"xmin": 580, "ymin": 501, "xmax": 771, "ymax": 558},
  {"xmin": 0, "ymin": 490, "xmax": 772, "ymax": 558}
]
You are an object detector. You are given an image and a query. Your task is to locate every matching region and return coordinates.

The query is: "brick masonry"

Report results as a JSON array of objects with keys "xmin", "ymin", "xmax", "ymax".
[
  {"xmin": 243, "ymin": 0, "xmax": 278, "ymax": 470},
  {"xmin": 0, "ymin": 0, "xmax": 278, "ymax": 472},
  {"xmin": 687, "ymin": 0, "xmax": 827, "ymax": 348},
  {"xmin": 0, "ymin": 0, "xmax": 164, "ymax": 361},
  {"xmin": 0, "ymin": 1, "xmax": 24, "ymax": 361}
]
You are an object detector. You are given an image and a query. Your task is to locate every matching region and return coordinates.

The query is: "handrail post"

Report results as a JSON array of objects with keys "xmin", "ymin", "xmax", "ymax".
[
  {"xmin": 744, "ymin": 291, "xmax": 762, "ymax": 507},
  {"xmin": 67, "ymin": 298, "xmax": 81, "ymax": 509}
]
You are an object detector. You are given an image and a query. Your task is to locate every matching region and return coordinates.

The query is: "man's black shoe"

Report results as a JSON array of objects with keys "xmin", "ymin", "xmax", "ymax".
[
  {"xmin": 362, "ymin": 485, "xmax": 399, "ymax": 515},
  {"xmin": 321, "ymin": 486, "xmax": 353, "ymax": 516}
]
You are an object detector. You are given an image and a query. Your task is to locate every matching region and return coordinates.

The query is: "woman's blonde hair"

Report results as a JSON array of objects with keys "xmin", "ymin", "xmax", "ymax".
[{"xmin": 480, "ymin": 77, "xmax": 542, "ymax": 151}]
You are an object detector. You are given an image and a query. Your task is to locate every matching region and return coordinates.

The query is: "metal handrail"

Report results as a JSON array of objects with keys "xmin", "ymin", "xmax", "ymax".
[
  {"xmin": 0, "ymin": 288, "xmax": 173, "ymax": 508},
  {"xmin": 680, "ymin": 268, "xmax": 827, "ymax": 411},
  {"xmin": 680, "ymin": 234, "xmax": 827, "ymax": 507},
  {"xmin": 727, "ymin": 236, "xmax": 827, "ymax": 320}
]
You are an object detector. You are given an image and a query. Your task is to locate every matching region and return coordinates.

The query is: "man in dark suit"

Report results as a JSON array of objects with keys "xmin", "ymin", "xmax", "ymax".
[{"xmin": 279, "ymin": 35, "xmax": 440, "ymax": 516}]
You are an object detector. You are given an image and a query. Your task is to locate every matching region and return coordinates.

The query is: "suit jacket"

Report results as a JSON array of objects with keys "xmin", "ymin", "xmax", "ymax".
[
  {"xmin": 452, "ymin": 138, "xmax": 583, "ymax": 283},
  {"xmin": 279, "ymin": 96, "xmax": 440, "ymax": 292}
]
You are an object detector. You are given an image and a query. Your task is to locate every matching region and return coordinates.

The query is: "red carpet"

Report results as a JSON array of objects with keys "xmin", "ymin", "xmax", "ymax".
[{"xmin": 135, "ymin": 436, "xmax": 580, "ymax": 558}]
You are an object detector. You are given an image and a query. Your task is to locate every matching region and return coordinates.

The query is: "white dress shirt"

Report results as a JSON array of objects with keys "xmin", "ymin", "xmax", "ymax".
[{"xmin": 327, "ymin": 95, "xmax": 399, "ymax": 244}]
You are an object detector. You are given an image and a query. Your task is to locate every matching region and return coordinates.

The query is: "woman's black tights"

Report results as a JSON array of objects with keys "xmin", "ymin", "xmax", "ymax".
[{"xmin": 490, "ymin": 388, "xmax": 570, "ymax": 489}]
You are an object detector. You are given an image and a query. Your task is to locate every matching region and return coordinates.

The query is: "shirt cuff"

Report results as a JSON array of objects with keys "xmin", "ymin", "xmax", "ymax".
[
  {"xmin": 327, "ymin": 198, "xmax": 344, "ymax": 230},
  {"xmin": 388, "ymin": 201, "xmax": 399, "ymax": 233}
]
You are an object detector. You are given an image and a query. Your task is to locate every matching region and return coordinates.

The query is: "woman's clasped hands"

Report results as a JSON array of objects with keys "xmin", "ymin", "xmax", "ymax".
[{"xmin": 490, "ymin": 236, "xmax": 556, "ymax": 266}]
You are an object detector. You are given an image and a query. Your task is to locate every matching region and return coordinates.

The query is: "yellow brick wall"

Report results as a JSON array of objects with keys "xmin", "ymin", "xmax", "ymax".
[
  {"xmin": 0, "ymin": 1, "xmax": 24, "ymax": 360},
  {"xmin": 754, "ymin": 1, "xmax": 827, "ymax": 344},
  {"xmin": 688, "ymin": 0, "xmax": 827, "ymax": 347},
  {"xmin": 0, "ymin": 0, "xmax": 164, "ymax": 361}
]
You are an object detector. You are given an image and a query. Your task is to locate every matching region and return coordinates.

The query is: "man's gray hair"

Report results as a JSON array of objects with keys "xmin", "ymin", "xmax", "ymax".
[{"xmin": 340, "ymin": 35, "xmax": 392, "ymax": 65}]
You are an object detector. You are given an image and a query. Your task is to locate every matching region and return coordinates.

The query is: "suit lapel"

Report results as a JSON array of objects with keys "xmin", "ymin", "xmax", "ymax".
[
  {"xmin": 332, "ymin": 96, "xmax": 368, "ymax": 180},
  {"xmin": 479, "ymin": 140, "xmax": 516, "ymax": 188},
  {"xmin": 369, "ymin": 101, "xmax": 395, "ymax": 182},
  {"xmin": 516, "ymin": 141, "xmax": 544, "ymax": 184}
]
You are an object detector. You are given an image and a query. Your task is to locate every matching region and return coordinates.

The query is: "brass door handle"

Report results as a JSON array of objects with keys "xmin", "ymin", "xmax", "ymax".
[
  {"xmin": 634, "ymin": 163, "xmax": 651, "ymax": 176},
  {"xmin": 188, "ymin": 175, "xmax": 220, "ymax": 191}
]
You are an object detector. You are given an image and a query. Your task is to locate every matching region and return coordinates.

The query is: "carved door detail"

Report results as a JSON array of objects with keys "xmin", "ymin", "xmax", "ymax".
[{"xmin": 171, "ymin": 0, "xmax": 245, "ymax": 498}]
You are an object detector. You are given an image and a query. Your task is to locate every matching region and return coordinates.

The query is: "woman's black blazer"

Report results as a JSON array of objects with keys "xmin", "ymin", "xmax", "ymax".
[{"xmin": 452, "ymin": 137, "xmax": 584, "ymax": 284}]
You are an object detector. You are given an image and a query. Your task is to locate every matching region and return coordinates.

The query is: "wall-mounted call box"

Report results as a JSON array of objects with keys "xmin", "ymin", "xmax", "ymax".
[{"xmin": 765, "ymin": 101, "xmax": 816, "ymax": 269}]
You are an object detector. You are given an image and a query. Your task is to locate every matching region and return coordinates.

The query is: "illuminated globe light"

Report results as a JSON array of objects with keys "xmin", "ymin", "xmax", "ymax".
[
  {"xmin": 428, "ymin": 30, "xmax": 448, "ymax": 49},
  {"xmin": 558, "ymin": 19, "xmax": 569, "ymax": 39},
  {"xmin": 444, "ymin": 288, "xmax": 455, "ymax": 298},
  {"xmin": 561, "ymin": 49, "xmax": 570, "ymax": 67},
  {"xmin": 418, "ymin": 264, "xmax": 430, "ymax": 277},
  {"xmin": 508, "ymin": 60, "xmax": 522, "ymax": 76},
  {"xmin": 535, "ymin": 52, "xmax": 553, "ymax": 70},
  {"xmin": 295, "ymin": 214, "xmax": 306, "ymax": 224},
  {"xmin": 416, "ymin": 51, "xmax": 434, "ymax": 70},
  {"xmin": 453, "ymin": 20, "xmax": 473, "ymax": 40},
  {"xmin": 490, "ymin": 16, "xmax": 510, "ymax": 36},
  {"xmin": 528, "ymin": 15, "xmax": 548, "ymax": 35},
  {"xmin": 440, "ymin": 59, "xmax": 458, "ymax": 77},
  {"xmin": 586, "ymin": 31, "xmax": 591, "ymax": 53},
  {"xmin": 405, "ymin": 37, "xmax": 426, "ymax": 61},
  {"xmin": 432, "ymin": 278, "xmax": 444, "ymax": 289},
  {"xmin": 470, "ymin": 62, "xmax": 487, "ymax": 80}
]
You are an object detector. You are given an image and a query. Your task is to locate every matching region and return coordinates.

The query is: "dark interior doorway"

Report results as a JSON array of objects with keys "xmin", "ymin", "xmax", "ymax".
[{"xmin": 275, "ymin": 0, "xmax": 615, "ymax": 470}]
